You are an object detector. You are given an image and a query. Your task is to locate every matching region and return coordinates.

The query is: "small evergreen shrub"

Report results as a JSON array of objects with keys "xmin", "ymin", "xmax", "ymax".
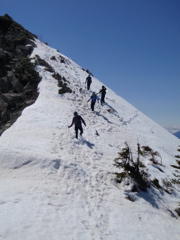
[
  {"xmin": 114, "ymin": 143, "xmax": 151, "ymax": 192},
  {"xmin": 171, "ymin": 146, "xmax": 180, "ymax": 185},
  {"xmin": 162, "ymin": 178, "xmax": 174, "ymax": 194},
  {"xmin": 151, "ymin": 178, "xmax": 162, "ymax": 189},
  {"xmin": 140, "ymin": 146, "xmax": 162, "ymax": 165}
]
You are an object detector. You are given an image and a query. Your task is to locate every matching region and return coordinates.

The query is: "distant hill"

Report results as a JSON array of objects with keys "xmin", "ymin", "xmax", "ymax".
[{"xmin": 174, "ymin": 131, "xmax": 180, "ymax": 139}]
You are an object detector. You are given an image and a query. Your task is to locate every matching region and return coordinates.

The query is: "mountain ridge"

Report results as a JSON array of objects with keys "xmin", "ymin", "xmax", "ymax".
[{"xmin": 0, "ymin": 18, "xmax": 180, "ymax": 240}]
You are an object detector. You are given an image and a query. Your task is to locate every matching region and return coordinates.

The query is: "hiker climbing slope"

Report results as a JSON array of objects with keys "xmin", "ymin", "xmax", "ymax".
[
  {"xmin": 85, "ymin": 74, "xmax": 92, "ymax": 90},
  {"xmin": 68, "ymin": 112, "xmax": 86, "ymax": 139},
  {"xmin": 87, "ymin": 92, "xmax": 98, "ymax": 111},
  {"xmin": 98, "ymin": 86, "xmax": 107, "ymax": 106}
]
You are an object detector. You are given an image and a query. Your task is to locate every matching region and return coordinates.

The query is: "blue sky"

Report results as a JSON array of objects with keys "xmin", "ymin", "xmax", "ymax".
[{"xmin": 1, "ymin": 0, "xmax": 180, "ymax": 129}]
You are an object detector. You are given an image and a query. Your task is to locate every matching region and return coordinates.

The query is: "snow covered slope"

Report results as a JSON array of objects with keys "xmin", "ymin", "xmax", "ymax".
[{"xmin": 0, "ymin": 39, "xmax": 179, "ymax": 240}]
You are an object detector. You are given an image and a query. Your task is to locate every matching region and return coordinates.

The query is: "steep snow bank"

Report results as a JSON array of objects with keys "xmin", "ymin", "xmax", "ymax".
[{"xmin": 0, "ymin": 39, "xmax": 179, "ymax": 240}]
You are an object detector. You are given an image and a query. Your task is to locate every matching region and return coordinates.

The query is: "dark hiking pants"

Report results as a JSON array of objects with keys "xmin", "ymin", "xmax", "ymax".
[
  {"xmin": 91, "ymin": 101, "xmax": 95, "ymax": 111},
  {"xmin": 101, "ymin": 94, "xmax": 105, "ymax": 105},
  {"xmin": 87, "ymin": 82, "xmax": 91, "ymax": 90},
  {"xmin": 75, "ymin": 125, "xmax": 83, "ymax": 139}
]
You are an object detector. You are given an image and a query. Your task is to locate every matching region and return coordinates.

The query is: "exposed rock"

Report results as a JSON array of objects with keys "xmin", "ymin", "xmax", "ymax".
[
  {"xmin": 175, "ymin": 208, "xmax": 180, "ymax": 217},
  {"xmin": 7, "ymin": 71, "xmax": 24, "ymax": 93},
  {"xmin": 0, "ymin": 76, "xmax": 11, "ymax": 93},
  {"xmin": 58, "ymin": 87, "xmax": 72, "ymax": 94},
  {"xmin": 52, "ymin": 72, "xmax": 61, "ymax": 80},
  {"xmin": 0, "ymin": 14, "xmax": 73, "ymax": 134},
  {"xmin": 58, "ymin": 76, "xmax": 72, "ymax": 94},
  {"xmin": 2, "ymin": 93, "xmax": 25, "ymax": 108},
  {"xmin": 35, "ymin": 55, "xmax": 54, "ymax": 72},
  {"xmin": 1, "ymin": 109, "xmax": 10, "ymax": 123},
  {"xmin": 50, "ymin": 56, "xmax": 56, "ymax": 60},
  {"xmin": 0, "ymin": 14, "xmax": 41, "ymax": 135}
]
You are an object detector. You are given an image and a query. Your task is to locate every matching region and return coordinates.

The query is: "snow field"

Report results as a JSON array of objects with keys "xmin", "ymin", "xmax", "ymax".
[{"xmin": 0, "ymin": 39, "xmax": 179, "ymax": 240}]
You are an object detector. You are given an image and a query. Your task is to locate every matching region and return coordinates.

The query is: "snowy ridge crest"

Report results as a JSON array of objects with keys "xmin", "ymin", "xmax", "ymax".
[{"xmin": 0, "ymin": 38, "xmax": 179, "ymax": 240}]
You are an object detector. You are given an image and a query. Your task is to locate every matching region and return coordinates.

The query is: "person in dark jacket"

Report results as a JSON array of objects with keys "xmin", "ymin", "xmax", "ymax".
[
  {"xmin": 68, "ymin": 112, "xmax": 86, "ymax": 139},
  {"xmin": 98, "ymin": 86, "xmax": 107, "ymax": 106},
  {"xmin": 85, "ymin": 74, "xmax": 92, "ymax": 90},
  {"xmin": 87, "ymin": 92, "xmax": 98, "ymax": 111}
]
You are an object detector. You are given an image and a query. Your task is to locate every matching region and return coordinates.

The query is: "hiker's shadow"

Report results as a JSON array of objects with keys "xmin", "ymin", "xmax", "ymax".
[
  {"xmin": 95, "ymin": 111, "xmax": 112, "ymax": 124},
  {"xmin": 82, "ymin": 139, "xmax": 94, "ymax": 149}
]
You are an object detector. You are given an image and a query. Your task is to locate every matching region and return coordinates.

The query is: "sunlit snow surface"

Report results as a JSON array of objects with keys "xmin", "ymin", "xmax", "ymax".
[{"xmin": 0, "ymin": 39, "xmax": 179, "ymax": 240}]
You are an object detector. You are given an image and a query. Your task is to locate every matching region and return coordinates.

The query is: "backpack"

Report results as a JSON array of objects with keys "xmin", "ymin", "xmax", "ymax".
[
  {"xmin": 91, "ymin": 94, "xmax": 97, "ymax": 102},
  {"xmin": 74, "ymin": 115, "xmax": 84, "ymax": 127}
]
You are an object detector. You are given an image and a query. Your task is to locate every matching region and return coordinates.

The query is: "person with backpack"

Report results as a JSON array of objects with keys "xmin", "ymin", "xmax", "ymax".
[
  {"xmin": 85, "ymin": 74, "xmax": 92, "ymax": 90},
  {"xmin": 98, "ymin": 85, "xmax": 107, "ymax": 106},
  {"xmin": 87, "ymin": 92, "xmax": 98, "ymax": 111},
  {"xmin": 68, "ymin": 112, "xmax": 86, "ymax": 139}
]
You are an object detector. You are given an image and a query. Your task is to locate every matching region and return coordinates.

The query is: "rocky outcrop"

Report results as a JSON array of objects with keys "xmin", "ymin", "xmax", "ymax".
[
  {"xmin": 34, "ymin": 54, "xmax": 72, "ymax": 94},
  {"xmin": 0, "ymin": 14, "xmax": 41, "ymax": 135}
]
